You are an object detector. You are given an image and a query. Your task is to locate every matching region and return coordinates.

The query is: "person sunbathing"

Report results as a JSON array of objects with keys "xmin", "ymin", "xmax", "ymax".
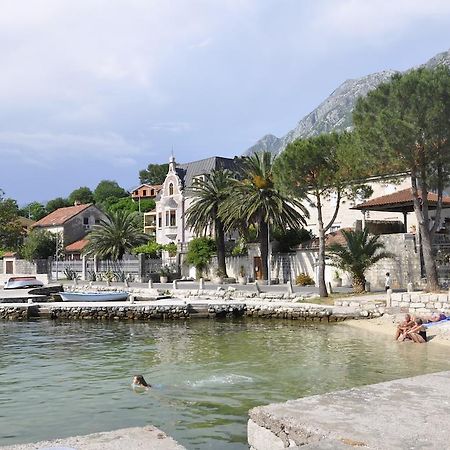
[
  {"xmin": 406, "ymin": 318, "xmax": 427, "ymax": 343},
  {"xmin": 425, "ymin": 312, "xmax": 447, "ymax": 323},
  {"xmin": 132, "ymin": 375, "xmax": 151, "ymax": 389},
  {"xmin": 395, "ymin": 314, "xmax": 415, "ymax": 340}
]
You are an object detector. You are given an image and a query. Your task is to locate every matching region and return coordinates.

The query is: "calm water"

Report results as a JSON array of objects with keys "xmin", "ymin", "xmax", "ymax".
[{"xmin": 2, "ymin": 319, "xmax": 450, "ymax": 449}]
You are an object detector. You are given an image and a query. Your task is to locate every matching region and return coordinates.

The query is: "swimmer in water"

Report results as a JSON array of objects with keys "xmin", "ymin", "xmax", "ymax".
[{"xmin": 132, "ymin": 375, "xmax": 151, "ymax": 389}]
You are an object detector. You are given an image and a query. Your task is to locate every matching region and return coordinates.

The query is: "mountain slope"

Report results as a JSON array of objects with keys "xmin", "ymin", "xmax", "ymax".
[{"xmin": 245, "ymin": 49, "xmax": 450, "ymax": 155}]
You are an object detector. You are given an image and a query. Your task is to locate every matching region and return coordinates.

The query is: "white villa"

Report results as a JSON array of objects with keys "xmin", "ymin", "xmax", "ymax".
[{"xmin": 153, "ymin": 155, "xmax": 240, "ymax": 247}]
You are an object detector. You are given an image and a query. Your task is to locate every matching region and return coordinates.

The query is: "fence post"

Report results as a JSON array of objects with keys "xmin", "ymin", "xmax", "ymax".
[
  {"xmin": 93, "ymin": 255, "xmax": 98, "ymax": 275},
  {"xmin": 82, "ymin": 255, "xmax": 87, "ymax": 281},
  {"xmin": 138, "ymin": 253, "xmax": 145, "ymax": 283}
]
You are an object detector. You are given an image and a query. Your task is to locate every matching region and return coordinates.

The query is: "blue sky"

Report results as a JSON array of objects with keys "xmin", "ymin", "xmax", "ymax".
[{"xmin": 1, "ymin": 0, "xmax": 450, "ymax": 205}]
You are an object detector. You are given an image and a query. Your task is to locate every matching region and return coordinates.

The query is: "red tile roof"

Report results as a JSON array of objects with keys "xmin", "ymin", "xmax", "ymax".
[
  {"xmin": 33, "ymin": 204, "xmax": 92, "ymax": 227},
  {"xmin": 354, "ymin": 188, "xmax": 450, "ymax": 210},
  {"xmin": 2, "ymin": 251, "xmax": 17, "ymax": 257},
  {"xmin": 65, "ymin": 238, "xmax": 89, "ymax": 252}
]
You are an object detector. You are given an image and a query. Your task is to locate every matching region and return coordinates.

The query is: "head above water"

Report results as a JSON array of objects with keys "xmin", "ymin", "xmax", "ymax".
[
  {"xmin": 405, "ymin": 314, "xmax": 411, "ymax": 322},
  {"xmin": 415, "ymin": 318, "xmax": 423, "ymax": 325},
  {"xmin": 133, "ymin": 375, "xmax": 150, "ymax": 387},
  {"xmin": 386, "ymin": 272, "xmax": 390, "ymax": 277}
]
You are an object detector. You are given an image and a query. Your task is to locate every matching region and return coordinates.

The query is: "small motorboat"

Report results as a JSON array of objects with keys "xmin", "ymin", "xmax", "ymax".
[
  {"xmin": 59, "ymin": 291, "xmax": 129, "ymax": 302},
  {"xmin": 3, "ymin": 276, "xmax": 44, "ymax": 290}
]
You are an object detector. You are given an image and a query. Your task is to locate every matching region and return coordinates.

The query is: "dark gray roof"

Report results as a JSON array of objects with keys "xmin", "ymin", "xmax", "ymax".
[{"xmin": 176, "ymin": 156, "xmax": 241, "ymax": 189}]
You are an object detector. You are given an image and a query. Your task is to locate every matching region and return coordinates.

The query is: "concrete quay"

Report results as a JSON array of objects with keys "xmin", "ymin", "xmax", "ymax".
[
  {"xmin": 0, "ymin": 426, "xmax": 185, "ymax": 450},
  {"xmin": 248, "ymin": 370, "xmax": 450, "ymax": 449}
]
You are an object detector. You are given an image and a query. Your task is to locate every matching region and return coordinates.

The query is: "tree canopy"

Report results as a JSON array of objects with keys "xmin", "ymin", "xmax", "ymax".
[
  {"xmin": 139, "ymin": 163, "xmax": 169, "ymax": 185},
  {"xmin": 185, "ymin": 169, "xmax": 233, "ymax": 277},
  {"xmin": 20, "ymin": 202, "xmax": 47, "ymax": 221},
  {"xmin": 83, "ymin": 210, "xmax": 147, "ymax": 260},
  {"xmin": 353, "ymin": 66, "xmax": 450, "ymax": 291},
  {"xmin": 93, "ymin": 180, "xmax": 129, "ymax": 205},
  {"xmin": 68, "ymin": 186, "xmax": 94, "ymax": 205},
  {"xmin": 21, "ymin": 229, "xmax": 57, "ymax": 261},
  {"xmin": 46, "ymin": 197, "xmax": 70, "ymax": 214},
  {"xmin": 274, "ymin": 132, "xmax": 369, "ymax": 296},
  {"xmin": 220, "ymin": 152, "xmax": 308, "ymax": 281},
  {"xmin": 0, "ymin": 190, "xmax": 24, "ymax": 251}
]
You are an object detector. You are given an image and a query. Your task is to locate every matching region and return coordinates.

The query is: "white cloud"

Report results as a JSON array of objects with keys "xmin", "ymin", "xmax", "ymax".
[
  {"xmin": 0, "ymin": 131, "xmax": 142, "ymax": 167},
  {"xmin": 309, "ymin": 0, "xmax": 450, "ymax": 43}
]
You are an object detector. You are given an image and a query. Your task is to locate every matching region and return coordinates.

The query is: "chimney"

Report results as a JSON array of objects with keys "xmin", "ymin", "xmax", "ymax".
[{"xmin": 74, "ymin": 201, "xmax": 81, "ymax": 206}]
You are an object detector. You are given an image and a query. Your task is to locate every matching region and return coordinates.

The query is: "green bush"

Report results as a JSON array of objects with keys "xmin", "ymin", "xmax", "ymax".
[
  {"xmin": 295, "ymin": 273, "xmax": 315, "ymax": 286},
  {"xmin": 132, "ymin": 240, "xmax": 163, "ymax": 258},
  {"xmin": 186, "ymin": 237, "xmax": 216, "ymax": 277},
  {"xmin": 21, "ymin": 230, "xmax": 57, "ymax": 261}
]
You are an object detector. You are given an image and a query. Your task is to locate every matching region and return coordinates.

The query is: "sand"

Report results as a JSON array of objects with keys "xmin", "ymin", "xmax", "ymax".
[{"xmin": 344, "ymin": 314, "xmax": 450, "ymax": 347}]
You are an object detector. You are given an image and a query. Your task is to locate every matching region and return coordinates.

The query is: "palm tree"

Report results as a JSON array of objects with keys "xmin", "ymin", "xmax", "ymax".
[
  {"xmin": 185, "ymin": 169, "xmax": 232, "ymax": 277},
  {"xmin": 328, "ymin": 228, "xmax": 393, "ymax": 293},
  {"xmin": 220, "ymin": 152, "xmax": 308, "ymax": 281},
  {"xmin": 83, "ymin": 210, "xmax": 148, "ymax": 260}
]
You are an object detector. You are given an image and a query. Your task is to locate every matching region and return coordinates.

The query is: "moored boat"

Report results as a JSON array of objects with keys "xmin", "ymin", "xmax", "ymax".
[
  {"xmin": 3, "ymin": 277, "xmax": 44, "ymax": 290},
  {"xmin": 60, "ymin": 291, "xmax": 129, "ymax": 302}
]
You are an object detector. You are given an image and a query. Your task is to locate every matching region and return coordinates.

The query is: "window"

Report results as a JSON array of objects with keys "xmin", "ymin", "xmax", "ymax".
[
  {"xmin": 150, "ymin": 189, "xmax": 154, "ymax": 196},
  {"xmin": 143, "ymin": 189, "xmax": 147, "ymax": 196},
  {"xmin": 165, "ymin": 211, "xmax": 170, "ymax": 227},
  {"xmin": 158, "ymin": 213, "xmax": 162, "ymax": 229},
  {"xmin": 95, "ymin": 219, "xmax": 100, "ymax": 225},
  {"xmin": 83, "ymin": 217, "xmax": 89, "ymax": 225},
  {"xmin": 170, "ymin": 210, "xmax": 176, "ymax": 227},
  {"xmin": 169, "ymin": 183, "xmax": 174, "ymax": 196}
]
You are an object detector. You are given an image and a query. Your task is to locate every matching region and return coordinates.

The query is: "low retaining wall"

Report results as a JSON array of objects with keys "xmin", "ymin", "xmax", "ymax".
[
  {"xmin": 390, "ymin": 291, "xmax": 450, "ymax": 314},
  {"xmin": 0, "ymin": 302, "xmax": 384, "ymax": 322}
]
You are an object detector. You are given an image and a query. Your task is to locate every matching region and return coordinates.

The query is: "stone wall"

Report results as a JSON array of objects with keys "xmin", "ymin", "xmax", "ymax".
[
  {"xmin": 390, "ymin": 292, "xmax": 450, "ymax": 315},
  {"xmin": 0, "ymin": 301, "xmax": 385, "ymax": 322},
  {"xmin": 0, "ymin": 306, "xmax": 30, "ymax": 320}
]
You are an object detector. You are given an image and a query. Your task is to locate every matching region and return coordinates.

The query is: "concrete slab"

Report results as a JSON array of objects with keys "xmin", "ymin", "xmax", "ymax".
[
  {"xmin": 249, "ymin": 371, "xmax": 450, "ymax": 449},
  {"xmin": 0, "ymin": 426, "xmax": 185, "ymax": 450}
]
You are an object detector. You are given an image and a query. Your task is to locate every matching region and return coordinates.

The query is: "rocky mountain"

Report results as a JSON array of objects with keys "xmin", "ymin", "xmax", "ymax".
[{"xmin": 245, "ymin": 49, "xmax": 450, "ymax": 155}]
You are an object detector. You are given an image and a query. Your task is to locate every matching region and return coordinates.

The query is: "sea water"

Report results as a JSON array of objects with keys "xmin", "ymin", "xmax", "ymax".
[{"xmin": 1, "ymin": 319, "xmax": 450, "ymax": 449}]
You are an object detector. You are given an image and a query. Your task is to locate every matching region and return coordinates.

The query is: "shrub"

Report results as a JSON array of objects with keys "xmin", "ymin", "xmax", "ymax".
[
  {"xmin": 186, "ymin": 237, "xmax": 216, "ymax": 277},
  {"xmin": 21, "ymin": 230, "xmax": 57, "ymax": 261},
  {"xmin": 132, "ymin": 241, "xmax": 163, "ymax": 258},
  {"xmin": 296, "ymin": 273, "xmax": 315, "ymax": 286}
]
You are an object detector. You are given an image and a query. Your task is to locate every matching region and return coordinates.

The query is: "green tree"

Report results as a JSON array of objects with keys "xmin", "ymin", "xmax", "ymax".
[
  {"xmin": 68, "ymin": 186, "xmax": 94, "ymax": 205},
  {"xmin": 220, "ymin": 152, "xmax": 308, "ymax": 281},
  {"xmin": 107, "ymin": 197, "xmax": 155, "ymax": 214},
  {"xmin": 353, "ymin": 66, "xmax": 450, "ymax": 291},
  {"xmin": 139, "ymin": 163, "xmax": 169, "ymax": 185},
  {"xmin": 186, "ymin": 237, "xmax": 216, "ymax": 278},
  {"xmin": 328, "ymin": 229, "xmax": 393, "ymax": 293},
  {"xmin": 272, "ymin": 228, "xmax": 313, "ymax": 253},
  {"xmin": 274, "ymin": 132, "xmax": 369, "ymax": 297},
  {"xmin": 21, "ymin": 229, "xmax": 57, "ymax": 261},
  {"xmin": 46, "ymin": 197, "xmax": 70, "ymax": 214},
  {"xmin": 93, "ymin": 180, "xmax": 129, "ymax": 205},
  {"xmin": 0, "ymin": 190, "xmax": 24, "ymax": 250},
  {"xmin": 83, "ymin": 210, "xmax": 147, "ymax": 260},
  {"xmin": 185, "ymin": 169, "xmax": 233, "ymax": 277},
  {"xmin": 21, "ymin": 202, "xmax": 47, "ymax": 221}
]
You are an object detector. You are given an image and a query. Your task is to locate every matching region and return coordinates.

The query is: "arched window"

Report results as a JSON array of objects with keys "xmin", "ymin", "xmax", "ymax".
[{"xmin": 169, "ymin": 183, "xmax": 174, "ymax": 196}]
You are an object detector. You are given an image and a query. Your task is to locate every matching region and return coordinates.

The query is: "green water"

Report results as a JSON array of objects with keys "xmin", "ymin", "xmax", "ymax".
[{"xmin": 2, "ymin": 319, "xmax": 450, "ymax": 449}]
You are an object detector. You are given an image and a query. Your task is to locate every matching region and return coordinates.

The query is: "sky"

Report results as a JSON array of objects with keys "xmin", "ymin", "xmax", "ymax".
[{"xmin": 1, "ymin": 0, "xmax": 450, "ymax": 205}]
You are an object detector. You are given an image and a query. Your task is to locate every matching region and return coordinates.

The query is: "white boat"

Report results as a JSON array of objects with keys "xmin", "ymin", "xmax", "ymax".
[
  {"xmin": 3, "ymin": 276, "xmax": 44, "ymax": 290},
  {"xmin": 60, "ymin": 291, "xmax": 129, "ymax": 302}
]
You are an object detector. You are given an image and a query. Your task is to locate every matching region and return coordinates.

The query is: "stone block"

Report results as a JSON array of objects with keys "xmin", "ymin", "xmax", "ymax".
[
  {"xmin": 438, "ymin": 294, "xmax": 449, "ymax": 303},
  {"xmin": 391, "ymin": 301, "xmax": 400, "ymax": 307},
  {"xmin": 426, "ymin": 303, "xmax": 435, "ymax": 309},
  {"xmin": 410, "ymin": 302, "xmax": 425, "ymax": 308},
  {"xmin": 402, "ymin": 293, "xmax": 411, "ymax": 302},
  {"xmin": 410, "ymin": 293, "xmax": 421, "ymax": 303},
  {"xmin": 434, "ymin": 302, "xmax": 442, "ymax": 310}
]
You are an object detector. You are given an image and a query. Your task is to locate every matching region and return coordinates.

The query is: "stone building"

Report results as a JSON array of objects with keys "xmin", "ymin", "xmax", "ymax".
[{"xmin": 32, "ymin": 203, "xmax": 107, "ymax": 255}]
